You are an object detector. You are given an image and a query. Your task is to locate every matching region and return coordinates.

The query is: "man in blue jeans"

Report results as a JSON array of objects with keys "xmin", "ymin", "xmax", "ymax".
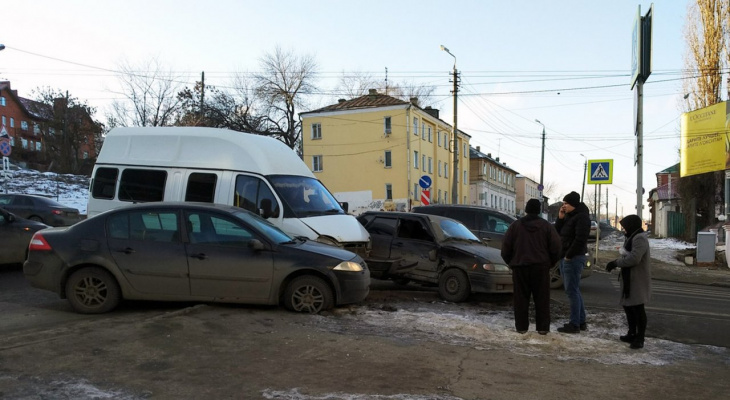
[{"xmin": 554, "ymin": 191, "xmax": 591, "ymax": 334}]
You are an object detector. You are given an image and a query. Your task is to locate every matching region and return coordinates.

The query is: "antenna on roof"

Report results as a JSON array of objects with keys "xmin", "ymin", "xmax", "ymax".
[{"xmin": 385, "ymin": 67, "xmax": 388, "ymax": 95}]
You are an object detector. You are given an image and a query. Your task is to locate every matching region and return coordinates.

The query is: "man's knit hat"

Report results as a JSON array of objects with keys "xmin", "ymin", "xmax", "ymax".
[
  {"xmin": 563, "ymin": 191, "xmax": 581, "ymax": 207},
  {"xmin": 525, "ymin": 198, "xmax": 541, "ymax": 215}
]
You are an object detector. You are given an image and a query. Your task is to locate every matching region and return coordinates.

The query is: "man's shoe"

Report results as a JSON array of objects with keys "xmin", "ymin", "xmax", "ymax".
[
  {"xmin": 629, "ymin": 340, "xmax": 644, "ymax": 349},
  {"xmin": 579, "ymin": 323, "xmax": 587, "ymax": 331},
  {"xmin": 517, "ymin": 330, "xmax": 527, "ymax": 334},
  {"xmin": 538, "ymin": 331, "xmax": 549, "ymax": 335},
  {"xmin": 620, "ymin": 333, "xmax": 636, "ymax": 343},
  {"xmin": 557, "ymin": 324, "xmax": 580, "ymax": 334}
]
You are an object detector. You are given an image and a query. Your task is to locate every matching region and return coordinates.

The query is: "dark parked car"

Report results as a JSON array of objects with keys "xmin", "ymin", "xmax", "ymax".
[
  {"xmin": 411, "ymin": 204, "xmax": 517, "ymax": 250},
  {"xmin": 411, "ymin": 204, "xmax": 590, "ymax": 290},
  {"xmin": 0, "ymin": 208, "xmax": 48, "ymax": 265},
  {"xmin": 0, "ymin": 194, "xmax": 82, "ymax": 226},
  {"xmin": 23, "ymin": 202, "xmax": 370, "ymax": 314},
  {"xmin": 357, "ymin": 211, "xmax": 512, "ymax": 302}
]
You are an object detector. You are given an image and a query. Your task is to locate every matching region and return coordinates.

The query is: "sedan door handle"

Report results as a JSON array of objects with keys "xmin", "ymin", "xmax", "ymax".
[
  {"xmin": 119, "ymin": 247, "xmax": 136, "ymax": 254},
  {"xmin": 191, "ymin": 253, "xmax": 208, "ymax": 260}
]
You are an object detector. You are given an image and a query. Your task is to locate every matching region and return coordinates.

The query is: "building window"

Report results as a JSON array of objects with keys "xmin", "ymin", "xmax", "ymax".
[
  {"xmin": 428, "ymin": 157, "xmax": 433, "ymax": 173},
  {"xmin": 421, "ymin": 123, "xmax": 426, "ymax": 139},
  {"xmin": 438, "ymin": 189, "xmax": 442, "ymax": 203},
  {"xmin": 49, "ymin": 127, "xmax": 55, "ymax": 136},
  {"xmin": 33, "ymin": 123, "xmax": 40, "ymax": 135},
  {"xmin": 414, "ymin": 151, "xmax": 419, "ymax": 169},
  {"xmin": 21, "ymin": 121, "xmax": 28, "ymax": 131},
  {"xmin": 21, "ymin": 138, "xmax": 28, "ymax": 149},
  {"xmin": 35, "ymin": 142, "xmax": 42, "ymax": 151},
  {"xmin": 311, "ymin": 123, "xmax": 321, "ymax": 140},
  {"xmin": 384, "ymin": 150, "xmax": 392, "ymax": 167},
  {"xmin": 463, "ymin": 143, "xmax": 467, "ymax": 158},
  {"xmin": 1, "ymin": 116, "xmax": 5, "ymax": 125},
  {"xmin": 0, "ymin": 96, "xmax": 5, "ymax": 106},
  {"xmin": 10, "ymin": 118, "xmax": 14, "ymax": 128},
  {"xmin": 443, "ymin": 132, "xmax": 448, "ymax": 149},
  {"xmin": 385, "ymin": 183, "xmax": 392, "ymax": 200},
  {"xmin": 445, "ymin": 163, "xmax": 449, "ymax": 178},
  {"xmin": 437, "ymin": 131, "xmax": 442, "ymax": 146},
  {"xmin": 413, "ymin": 117, "xmax": 418, "ymax": 135},
  {"xmin": 428, "ymin": 127, "xmax": 432, "ymax": 142},
  {"xmin": 384, "ymin": 117, "xmax": 392, "ymax": 134},
  {"xmin": 463, "ymin": 170, "xmax": 467, "ymax": 183},
  {"xmin": 422, "ymin": 154, "xmax": 426, "ymax": 171},
  {"xmin": 312, "ymin": 155, "xmax": 323, "ymax": 172},
  {"xmin": 444, "ymin": 191, "xmax": 448, "ymax": 204},
  {"xmin": 438, "ymin": 160, "xmax": 442, "ymax": 176},
  {"xmin": 83, "ymin": 151, "xmax": 89, "ymax": 159}
]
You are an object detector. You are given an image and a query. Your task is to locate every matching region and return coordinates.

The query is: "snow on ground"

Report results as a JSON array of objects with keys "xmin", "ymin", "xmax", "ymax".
[
  {"xmin": 0, "ymin": 169, "xmax": 89, "ymax": 214},
  {"xmin": 598, "ymin": 231, "xmax": 696, "ymax": 266}
]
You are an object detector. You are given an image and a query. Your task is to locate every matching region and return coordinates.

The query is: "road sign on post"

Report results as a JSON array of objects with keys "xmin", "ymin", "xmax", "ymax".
[
  {"xmin": 421, "ymin": 189, "xmax": 430, "ymax": 206},
  {"xmin": 419, "ymin": 175, "xmax": 432, "ymax": 189},
  {"xmin": 587, "ymin": 159, "xmax": 613, "ymax": 184}
]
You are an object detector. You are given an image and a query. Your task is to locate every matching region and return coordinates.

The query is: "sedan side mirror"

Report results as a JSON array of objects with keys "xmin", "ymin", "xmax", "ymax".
[{"xmin": 248, "ymin": 239, "xmax": 265, "ymax": 251}]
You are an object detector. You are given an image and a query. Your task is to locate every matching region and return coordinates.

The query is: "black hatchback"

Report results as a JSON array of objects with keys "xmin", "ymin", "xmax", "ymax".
[
  {"xmin": 24, "ymin": 202, "xmax": 369, "ymax": 314},
  {"xmin": 357, "ymin": 211, "xmax": 512, "ymax": 302}
]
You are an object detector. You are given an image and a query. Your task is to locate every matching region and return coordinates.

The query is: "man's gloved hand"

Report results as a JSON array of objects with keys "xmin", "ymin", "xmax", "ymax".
[{"xmin": 606, "ymin": 260, "xmax": 618, "ymax": 272}]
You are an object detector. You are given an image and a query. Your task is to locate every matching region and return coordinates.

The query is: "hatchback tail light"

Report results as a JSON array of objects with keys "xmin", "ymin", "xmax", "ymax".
[
  {"xmin": 52, "ymin": 210, "xmax": 63, "ymax": 215},
  {"xmin": 29, "ymin": 233, "xmax": 52, "ymax": 251}
]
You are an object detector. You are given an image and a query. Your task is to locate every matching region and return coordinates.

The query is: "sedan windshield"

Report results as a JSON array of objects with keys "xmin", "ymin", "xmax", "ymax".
[
  {"xmin": 439, "ymin": 219, "xmax": 480, "ymax": 242},
  {"xmin": 269, "ymin": 175, "xmax": 344, "ymax": 217}
]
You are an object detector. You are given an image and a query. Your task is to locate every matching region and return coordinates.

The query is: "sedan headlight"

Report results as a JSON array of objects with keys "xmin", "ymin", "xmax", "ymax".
[
  {"xmin": 482, "ymin": 263, "xmax": 511, "ymax": 272},
  {"xmin": 333, "ymin": 261, "xmax": 363, "ymax": 272}
]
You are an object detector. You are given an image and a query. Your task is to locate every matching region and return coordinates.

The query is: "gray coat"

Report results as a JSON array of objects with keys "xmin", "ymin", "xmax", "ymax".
[{"xmin": 616, "ymin": 232, "xmax": 651, "ymax": 306}]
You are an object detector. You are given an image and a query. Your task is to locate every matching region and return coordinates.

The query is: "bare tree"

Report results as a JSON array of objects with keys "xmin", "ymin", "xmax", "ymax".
[
  {"xmin": 247, "ymin": 46, "xmax": 319, "ymax": 150},
  {"xmin": 333, "ymin": 71, "xmax": 381, "ymax": 100},
  {"xmin": 107, "ymin": 57, "xmax": 184, "ymax": 127},
  {"xmin": 333, "ymin": 71, "xmax": 438, "ymax": 107},
  {"xmin": 678, "ymin": 0, "xmax": 728, "ymax": 239}
]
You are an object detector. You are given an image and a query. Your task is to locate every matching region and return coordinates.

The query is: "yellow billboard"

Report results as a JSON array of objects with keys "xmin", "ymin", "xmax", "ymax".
[{"xmin": 680, "ymin": 102, "xmax": 730, "ymax": 177}]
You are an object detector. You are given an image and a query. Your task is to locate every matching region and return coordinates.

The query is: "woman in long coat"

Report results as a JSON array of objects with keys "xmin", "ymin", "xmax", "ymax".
[{"xmin": 606, "ymin": 214, "xmax": 651, "ymax": 349}]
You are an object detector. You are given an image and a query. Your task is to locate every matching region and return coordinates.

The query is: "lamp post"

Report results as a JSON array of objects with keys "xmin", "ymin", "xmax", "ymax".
[
  {"xmin": 580, "ymin": 153, "xmax": 587, "ymax": 201},
  {"xmin": 0, "ymin": 44, "xmax": 5, "ymax": 51},
  {"xmin": 534, "ymin": 119, "xmax": 546, "ymax": 209},
  {"xmin": 441, "ymin": 45, "xmax": 459, "ymax": 204}
]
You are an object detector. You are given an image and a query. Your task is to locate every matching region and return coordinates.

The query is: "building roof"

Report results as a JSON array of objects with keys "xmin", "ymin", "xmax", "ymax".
[
  {"xmin": 1, "ymin": 81, "xmax": 53, "ymax": 121},
  {"xmin": 303, "ymin": 90, "xmax": 409, "ymax": 114},
  {"xmin": 469, "ymin": 146, "xmax": 520, "ymax": 174},
  {"xmin": 657, "ymin": 163, "xmax": 680, "ymax": 174}
]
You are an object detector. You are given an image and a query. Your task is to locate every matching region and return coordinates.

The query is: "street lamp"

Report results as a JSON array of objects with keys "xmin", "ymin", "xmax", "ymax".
[
  {"xmin": 580, "ymin": 153, "xmax": 587, "ymax": 201},
  {"xmin": 0, "ymin": 44, "xmax": 5, "ymax": 51},
  {"xmin": 534, "ymin": 119, "xmax": 546, "ymax": 207},
  {"xmin": 441, "ymin": 45, "xmax": 459, "ymax": 204}
]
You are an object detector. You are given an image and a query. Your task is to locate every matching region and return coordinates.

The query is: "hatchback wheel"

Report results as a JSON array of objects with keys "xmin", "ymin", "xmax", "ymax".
[
  {"xmin": 65, "ymin": 267, "xmax": 121, "ymax": 314},
  {"xmin": 29, "ymin": 215, "xmax": 44, "ymax": 223},
  {"xmin": 284, "ymin": 276, "xmax": 333, "ymax": 314},
  {"xmin": 549, "ymin": 263, "xmax": 564, "ymax": 289},
  {"xmin": 438, "ymin": 269, "xmax": 470, "ymax": 302}
]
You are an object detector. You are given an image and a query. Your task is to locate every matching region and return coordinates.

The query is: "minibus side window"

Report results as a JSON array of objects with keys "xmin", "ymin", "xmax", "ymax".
[
  {"xmin": 118, "ymin": 169, "xmax": 167, "ymax": 202},
  {"xmin": 185, "ymin": 173, "xmax": 217, "ymax": 203},
  {"xmin": 91, "ymin": 167, "xmax": 119, "ymax": 199},
  {"xmin": 233, "ymin": 175, "xmax": 280, "ymax": 218}
]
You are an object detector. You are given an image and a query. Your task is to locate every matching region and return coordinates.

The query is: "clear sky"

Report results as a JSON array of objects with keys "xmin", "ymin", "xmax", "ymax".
[{"xmin": 1, "ymin": 0, "xmax": 694, "ymax": 218}]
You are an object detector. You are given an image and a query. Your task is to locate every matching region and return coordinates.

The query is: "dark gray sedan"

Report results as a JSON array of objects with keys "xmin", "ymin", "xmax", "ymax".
[
  {"xmin": 0, "ymin": 208, "xmax": 48, "ymax": 265},
  {"xmin": 0, "ymin": 193, "xmax": 82, "ymax": 227},
  {"xmin": 24, "ymin": 202, "xmax": 369, "ymax": 314}
]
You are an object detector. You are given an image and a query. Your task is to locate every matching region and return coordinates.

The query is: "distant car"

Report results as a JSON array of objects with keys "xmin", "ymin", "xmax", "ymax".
[
  {"xmin": 589, "ymin": 221, "xmax": 598, "ymax": 239},
  {"xmin": 411, "ymin": 205, "xmax": 517, "ymax": 250},
  {"xmin": 0, "ymin": 194, "xmax": 82, "ymax": 227},
  {"xmin": 0, "ymin": 208, "xmax": 48, "ymax": 265},
  {"xmin": 23, "ymin": 202, "xmax": 370, "ymax": 314},
  {"xmin": 357, "ymin": 211, "xmax": 512, "ymax": 302}
]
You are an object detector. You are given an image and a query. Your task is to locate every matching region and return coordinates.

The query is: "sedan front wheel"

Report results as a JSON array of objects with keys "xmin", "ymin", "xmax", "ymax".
[
  {"xmin": 284, "ymin": 276, "xmax": 333, "ymax": 314},
  {"xmin": 438, "ymin": 268, "xmax": 471, "ymax": 303}
]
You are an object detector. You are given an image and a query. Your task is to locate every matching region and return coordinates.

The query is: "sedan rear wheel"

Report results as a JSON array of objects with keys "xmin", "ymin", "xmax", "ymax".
[
  {"xmin": 438, "ymin": 268, "xmax": 471, "ymax": 303},
  {"xmin": 284, "ymin": 276, "xmax": 333, "ymax": 314},
  {"xmin": 65, "ymin": 267, "xmax": 121, "ymax": 314},
  {"xmin": 29, "ymin": 215, "xmax": 44, "ymax": 223}
]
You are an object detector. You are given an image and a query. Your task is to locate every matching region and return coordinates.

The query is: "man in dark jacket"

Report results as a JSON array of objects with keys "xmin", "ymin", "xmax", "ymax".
[
  {"xmin": 554, "ymin": 191, "xmax": 591, "ymax": 334},
  {"xmin": 501, "ymin": 198, "xmax": 561, "ymax": 334}
]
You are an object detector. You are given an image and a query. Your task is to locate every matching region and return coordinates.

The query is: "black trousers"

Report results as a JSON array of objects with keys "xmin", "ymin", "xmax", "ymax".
[
  {"xmin": 623, "ymin": 304, "xmax": 647, "ymax": 340},
  {"xmin": 511, "ymin": 265, "xmax": 551, "ymax": 332}
]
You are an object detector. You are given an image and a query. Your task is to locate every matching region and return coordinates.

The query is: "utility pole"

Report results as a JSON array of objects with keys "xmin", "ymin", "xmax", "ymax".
[
  {"xmin": 440, "ymin": 45, "xmax": 459, "ymax": 204},
  {"xmin": 200, "ymin": 71, "xmax": 205, "ymax": 122},
  {"xmin": 581, "ymin": 154, "xmax": 587, "ymax": 201},
  {"xmin": 535, "ymin": 119, "xmax": 546, "ymax": 212}
]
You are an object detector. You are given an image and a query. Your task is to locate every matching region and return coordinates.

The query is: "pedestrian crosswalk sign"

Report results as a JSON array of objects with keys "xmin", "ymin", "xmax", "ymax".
[{"xmin": 587, "ymin": 159, "xmax": 613, "ymax": 184}]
